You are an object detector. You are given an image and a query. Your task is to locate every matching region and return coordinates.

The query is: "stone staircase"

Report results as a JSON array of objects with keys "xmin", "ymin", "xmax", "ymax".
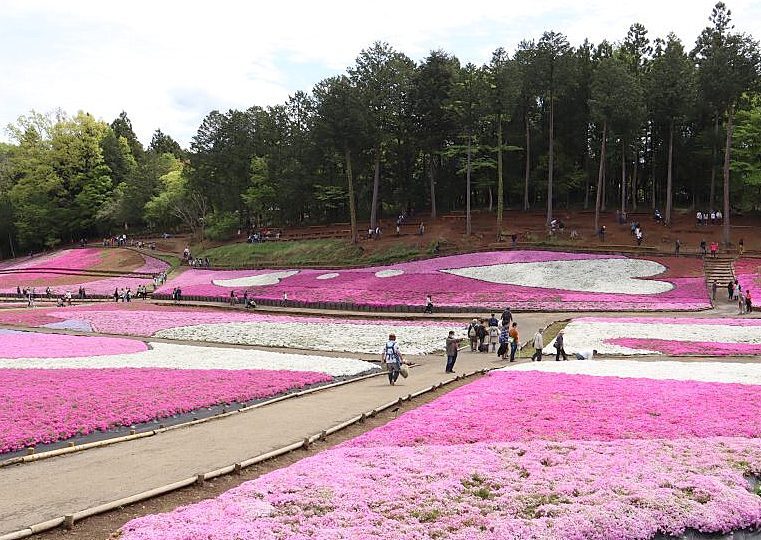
[{"xmin": 703, "ymin": 255, "xmax": 736, "ymax": 296}]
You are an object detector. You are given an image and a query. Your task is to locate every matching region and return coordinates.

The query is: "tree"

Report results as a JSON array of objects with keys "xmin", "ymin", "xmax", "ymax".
[
  {"xmin": 485, "ymin": 48, "xmax": 521, "ymax": 235},
  {"xmin": 693, "ymin": 2, "xmax": 761, "ymax": 245},
  {"xmin": 514, "ymin": 41, "xmax": 540, "ymax": 210},
  {"xmin": 412, "ymin": 50, "xmax": 459, "ymax": 219},
  {"xmin": 450, "ymin": 63, "xmax": 486, "ymax": 236},
  {"xmin": 350, "ymin": 42, "xmax": 414, "ymax": 229},
  {"xmin": 590, "ymin": 56, "xmax": 637, "ymax": 233},
  {"xmin": 149, "ymin": 129, "xmax": 184, "ymax": 158},
  {"xmin": 731, "ymin": 95, "xmax": 761, "ymax": 210},
  {"xmin": 313, "ymin": 76, "xmax": 368, "ymax": 243},
  {"xmin": 647, "ymin": 34, "xmax": 694, "ymax": 225},
  {"xmin": 535, "ymin": 31, "xmax": 573, "ymax": 226}
]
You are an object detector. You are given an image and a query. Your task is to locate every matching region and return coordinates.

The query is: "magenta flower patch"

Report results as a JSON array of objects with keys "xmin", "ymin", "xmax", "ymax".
[{"xmin": 156, "ymin": 251, "xmax": 708, "ymax": 311}]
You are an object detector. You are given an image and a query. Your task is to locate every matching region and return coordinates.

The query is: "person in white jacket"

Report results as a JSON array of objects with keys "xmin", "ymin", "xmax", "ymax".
[{"xmin": 531, "ymin": 328, "xmax": 544, "ymax": 361}]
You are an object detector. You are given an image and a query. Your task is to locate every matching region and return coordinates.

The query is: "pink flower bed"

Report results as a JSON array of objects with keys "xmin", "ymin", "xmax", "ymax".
[
  {"xmin": 736, "ymin": 258, "xmax": 761, "ymax": 294},
  {"xmin": 0, "ymin": 248, "xmax": 168, "ymax": 295},
  {"xmin": 0, "ymin": 368, "xmax": 331, "ymax": 453},
  {"xmin": 120, "ymin": 370, "xmax": 761, "ymax": 538},
  {"xmin": 348, "ymin": 372, "xmax": 761, "ymax": 446},
  {"xmin": 0, "ymin": 329, "xmax": 147, "ymax": 358},
  {"xmin": 607, "ymin": 338, "xmax": 761, "ymax": 356},
  {"xmin": 0, "ymin": 303, "xmax": 455, "ymax": 336},
  {"xmin": 156, "ymin": 251, "xmax": 708, "ymax": 311}
]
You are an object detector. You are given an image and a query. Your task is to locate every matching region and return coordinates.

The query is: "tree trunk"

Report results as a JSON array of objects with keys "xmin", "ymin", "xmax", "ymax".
[
  {"xmin": 523, "ymin": 114, "xmax": 530, "ymax": 210},
  {"xmin": 620, "ymin": 142, "xmax": 626, "ymax": 215},
  {"xmin": 665, "ymin": 118, "xmax": 674, "ymax": 226},
  {"xmin": 709, "ymin": 113, "xmax": 718, "ymax": 209},
  {"xmin": 722, "ymin": 104, "xmax": 734, "ymax": 246},
  {"xmin": 428, "ymin": 153, "xmax": 437, "ymax": 219},
  {"xmin": 583, "ymin": 151, "xmax": 590, "ymax": 210},
  {"xmin": 466, "ymin": 136, "xmax": 472, "ymax": 236},
  {"xmin": 601, "ymin": 157, "xmax": 606, "ymax": 212},
  {"xmin": 546, "ymin": 95, "xmax": 554, "ymax": 226},
  {"xmin": 632, "ymin": 149, "xmax": 639, "ymax": 211},
  {"xmin": 369, "ymin": 145, "xmax": 381, "ymax": 229},
  {"xmin": 345, "ymin": 147, "xmax": 358, "ymax": 244},
  {"xmin": 496, "ymin": 113, "xmax": 504, "ymax": 235},
  {"xmin": 594, "ymin": 122, "xmax": 607, "ymax": 234}
]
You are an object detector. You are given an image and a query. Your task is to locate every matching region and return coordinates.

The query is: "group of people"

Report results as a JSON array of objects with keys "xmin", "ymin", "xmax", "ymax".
[
  {"xmin": 722, "ymin": 280, "xmax": 753, "ymax": 314},
  {"xmin": 228, "ymin": 290, "xmax": 257, "ymax": 308},
  {"xmin": 630, "ymin": 222, "xmax": 645, "ymax": 246},
  {"xmin": 696, "ymin": 210, "xmax": 723, "ymax": 226},
  {"xmin": 381, "ymin": 308, "xmax": 597, "ymax": 385}
]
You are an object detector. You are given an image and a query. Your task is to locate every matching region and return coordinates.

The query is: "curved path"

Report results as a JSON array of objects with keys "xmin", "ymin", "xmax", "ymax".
[{"xmin": 0, "ymin": 312, "xmax": 560, "ymax": 537}]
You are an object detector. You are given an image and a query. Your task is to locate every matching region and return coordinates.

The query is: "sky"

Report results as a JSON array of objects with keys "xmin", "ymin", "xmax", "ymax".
[{"xmin": 1, "ymin": 0, "xmax": 759, "ymax": 148}]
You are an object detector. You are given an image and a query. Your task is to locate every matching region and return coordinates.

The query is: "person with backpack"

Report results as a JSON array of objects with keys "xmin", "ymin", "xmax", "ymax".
[
  {"xmin": 381, "ymin": 333, "xmax": 405, "ymax": 386},
  {"xmin": 487, "ymin": 313, "xmax": 499, "ymax": 327},
  {"xmin": 488, "ymin": 324, "xmax": 500, "ymax": 352},
  {"xmin": 501, "ymin": 307, "xmax": 512, "ymax": 327},
  {"xmin": 476, "ymin": 321, "xmax": 488, "ymax": 352},
  {"xmin": 467, "ymin": 319, "xmax": 479, "ymax": 351},
  {"xmin": 554, "ymin": 330, "xmax": 568, "ymax": 361}
]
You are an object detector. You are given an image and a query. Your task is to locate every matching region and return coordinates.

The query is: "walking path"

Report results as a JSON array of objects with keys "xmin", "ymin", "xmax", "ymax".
[{"xmin": 0, "ymin": 313, "xmax": 562, "ymax": 537}]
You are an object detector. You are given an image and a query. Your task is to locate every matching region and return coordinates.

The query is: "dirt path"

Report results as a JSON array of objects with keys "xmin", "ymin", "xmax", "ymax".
[{"xmin": 0, "ymin": 313, "xmax": 563, "ymax": 537}]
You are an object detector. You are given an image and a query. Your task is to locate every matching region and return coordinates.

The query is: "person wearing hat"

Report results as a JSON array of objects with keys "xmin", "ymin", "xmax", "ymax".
[{"xmin": 553, "ymin": 329, "xmax": 568, "ymax": 361}]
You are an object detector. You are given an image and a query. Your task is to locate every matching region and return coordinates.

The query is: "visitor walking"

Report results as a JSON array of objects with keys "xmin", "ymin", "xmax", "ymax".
[
  {"xmin": 746, "ymin": 290, "xmax": 753, "ymax": 314},
  {"xmin": 424, "ymin": 295, "xmax": 433, "ymax": 314},
  {"xmin": 508, "ymin": 322, "xmax": 519, "ymax": 362},
  {"xmin": 674, "ymin": 239, "xmax": 681, "ymax": 256},
  {"xmin": 445, "ymin": 331, "xmax": 461, "ymax": 373},
  {"xmin": 728, "ymin": 280, "xmax": 734, "ymax": 301},
  {"xmin": 738, "ymin": 290, "xmax": 746, "ymax": 315},
  {"xmin": 554, "ymin": 330, "xmax": 568, "ymax": 361},
  {"xmin": 531, "ymin": 328, "xmax": 544, "ymax": 362},
  {"xmin": 712, "ymin": 281, "xmax": 718, "ymax": 301},
  {"xmin": 476, "ymin": 321, "xmax": 488, "ymax": 352},
  {"xmin": 381, "ymin": 333, "xmax": 404, "ymax": 386},
  {"xmin": 501, "ymin": 307, "xmax": 512, "ymax": 327},
  {"xmin": 486, "ymin": 323, "xmax": 498, "ymax": 352},
  {"xmin": 487, "ymin": 313, "xmax": 499, "ymax": 327},
  {"xmin": 497, "ymin": 324, "xmax": 510, "ymax": 359},
  {"xmin": 710, "ymin": 241, "xmax": 718, "ymax": 258}
]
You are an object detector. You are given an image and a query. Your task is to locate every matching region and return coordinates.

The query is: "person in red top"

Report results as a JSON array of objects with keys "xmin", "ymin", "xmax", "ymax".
[{"xmin": 710, "ymin": 241, "xmax": 718, "ymax": 258}]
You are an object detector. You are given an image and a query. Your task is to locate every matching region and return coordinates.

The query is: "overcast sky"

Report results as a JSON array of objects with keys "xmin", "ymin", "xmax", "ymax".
[{"xmin": 2, "ymin": 0, "xmax": 759, "ymax": 147}]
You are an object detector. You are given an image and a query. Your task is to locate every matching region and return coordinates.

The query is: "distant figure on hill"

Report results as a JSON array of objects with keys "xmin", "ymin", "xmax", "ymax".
[
  {"xmin": 674, "ymin": 239, "xmax": 681, "ymax": 256},
  {"xmin": 424, "ymin": 295, "xmax": 433, "ymax": 314}
]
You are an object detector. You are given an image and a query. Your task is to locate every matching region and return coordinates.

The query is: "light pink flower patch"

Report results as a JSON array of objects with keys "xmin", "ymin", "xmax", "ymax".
[
  {"xmin": 120, "ymin": 438, "xmax": 761, "ymax": 540},
  {"xmin": 0, "ymin": 248, "xmax": 168, "ymax": 295},
  {"xmin": 0, "ymin": 303, "xmax": 455, "ymax": 336},
  {"xmin": 156, "ymin": 251, "xmax": 708, "ymax": 311},
  {"xmin": 0, "ymin": 368, "xmax": 331, "ymax": 453},
  {"xmin": 607, "ymin": 338, "xmax": 761, "ymax": 356},
  {"xmin": 0, "ymin": 329, "xmax": 147, "ymax": 358},
  {"xmin": 347, "ymin": 371, "xmax": 761, "ymax": 447}
]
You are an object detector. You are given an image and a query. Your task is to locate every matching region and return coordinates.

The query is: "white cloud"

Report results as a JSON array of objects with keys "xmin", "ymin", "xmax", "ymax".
[{"xmin": 1, "ymin": 0, "xmax": 759, "ymax": 147}]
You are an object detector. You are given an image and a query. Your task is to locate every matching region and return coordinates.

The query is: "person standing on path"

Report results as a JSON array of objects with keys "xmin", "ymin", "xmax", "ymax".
[
  {"xmin": 488, "ymin": 324, "xmax": 500, "ymax": 352},
  {"xmin": 728, "ymin": 280, "xmax": 734, "ymax": 301},
  {"xmin": 488, "ymin": 313, "xmax": 499, "ymax": 327},
  {"xmin": 501, "ymin": 307, "xmax": 512, "ymax": 327},
  {"xmin": 738, "ymin": 290, "xmax": 746, "ymax": 315},
  {"xmin": 424, "ymin": 295, "xmax": 434, "ymax": 314},
  {"xmin": 498, "ymin": 324, "xmax": 510, "ymax": 359},
  {"xmin": 710, "ymin": 241, "xmax": 718, "ymax": 258},
  {"xmin": 445, "ymin": 331, "xmax": 461, "ymax": 373},
  {"xmin": 467, "ymin": 319, "xmax": 479, "ymax": 351},
  {"xmin": 554, "ymin": 330, "xmax": 568, "ymax": 361},
  {"xmin": 381, "ymin": 333, "xmax": 404, "ymax": 386},
  {"xmin": 674, "ymin": 239, "xmax": 681, "ymax": 256},
  {"xmin": 712, "ymin": 281, "xmax": 718, "ymax": 302},
  {"xmin": 531, "ymin": 328, "xmax": 544, "ymax": 362},
  {"xmin": 746, "ymin": 290, "xmax": 753, "ymax": 314},
  {"xmin": 508, "ymin": 322, "xmax": 519, "ymax": 362}
]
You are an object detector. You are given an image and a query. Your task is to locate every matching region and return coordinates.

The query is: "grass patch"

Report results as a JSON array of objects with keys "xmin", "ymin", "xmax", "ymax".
[
  {"xmin": 197, "ymin": 240, "xmax": 424, "ymax": 267},
  {"xmin": 517, "ymin": 320, "xmax": 568, "ymax": 358}
]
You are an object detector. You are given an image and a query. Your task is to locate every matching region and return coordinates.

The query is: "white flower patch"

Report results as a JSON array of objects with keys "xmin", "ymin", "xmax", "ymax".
[
  {"xmin": 155, "ymin": 322, "xmax": 463, "ymax": 355},
  {"xmin": 316, "ymin": 273, "xmax": 340, "ymax": 280},
  {"xmin": 375, "ymin": 269, "xmax": 404, "ymax": 278},
  {"xmin": 441, "ymin": 259, "xmax": 672, "ymax": 295},
  {"xmin": 3, "ymin": 342, "xmax": 379, "ymax": 378},
  {"xmin": 213, "ymin": 270, "xmax": 299, "ymax": 288},
  {"xmin": 544, "ymin": 320, "xmax": 761, "ymax": 356},
  {"xmin": 500, "ymin": 359, "xmax": 761, "ymax": 386}
]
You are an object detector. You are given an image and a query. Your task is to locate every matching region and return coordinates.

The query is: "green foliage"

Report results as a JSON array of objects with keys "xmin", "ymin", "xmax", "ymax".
[{"xmin": 204, "ymin": 211, "xmax": 239, "ymax": 241}]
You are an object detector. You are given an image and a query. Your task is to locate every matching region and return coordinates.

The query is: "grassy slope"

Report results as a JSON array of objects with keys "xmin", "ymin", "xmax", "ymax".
[{"xmin": 197, "ymin": 240, "xmax": 427, "ymax": 268}]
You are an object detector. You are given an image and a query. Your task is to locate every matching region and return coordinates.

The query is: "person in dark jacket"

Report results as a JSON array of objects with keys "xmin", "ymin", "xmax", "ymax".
[{"xmin": 554, "ymin": 330, "xmax": 568, "ymax": 361}]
